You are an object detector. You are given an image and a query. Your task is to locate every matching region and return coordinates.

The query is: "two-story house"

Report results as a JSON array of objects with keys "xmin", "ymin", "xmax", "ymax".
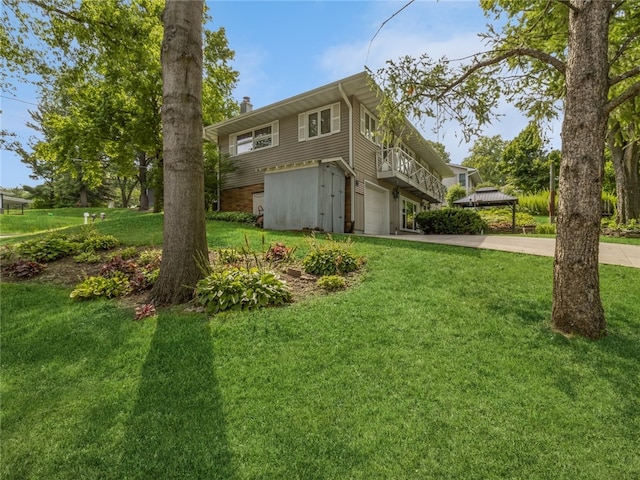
[
  {"xmin": 203, "ymin": 71, "xmax": 453, "ymax": 235},
  {"xmin": 442, "ymin": 163, "xmax": 483, "ymax": 194}
]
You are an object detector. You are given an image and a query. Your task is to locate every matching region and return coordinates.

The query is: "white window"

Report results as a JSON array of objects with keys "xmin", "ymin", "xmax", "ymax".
[
  {"xmin": 360, "ymin": 105, "xmax": 379, "ymax": 144},
  {"xmin": 298, "ymin": 103, "xmax": 340, "ymax": 141},
  {"xmin": 229, "ymin": 121, "xmax": 279, "ymax": 156},
  {"xmin": 458, "ymin": 172, "xmax": 467, "ymax": 187}
]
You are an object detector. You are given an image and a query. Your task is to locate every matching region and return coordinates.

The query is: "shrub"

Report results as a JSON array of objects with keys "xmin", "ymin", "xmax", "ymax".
[
  {"xmin": 107, "ymin": 246, "xmax": 138, "ymax": 260},
  {"xmin": 535, "ymin": 223, "xmax": 557, "ymax": 234},
  {"xmin": 446, "ymin": 185, "xmax": 468, "ymax": 207},
  {"xmin": 15, "ymin": 235, "xmax": 76, "ymax": 262},
  {"xmin": 195, "ymin": 266, "xmax": 292, "ymax": 314},
  {"xmin": 518, "ymin": 191, "xmax": 554, "ymax": 216},
  {"xmin": 70, "ymin": 272, "xmax": 132, "ymax": 300},
  {"xmin": 216, "ymin": 247, "xmax": 242, "ymax": 265},
  {"xmin": 69, "ymin": 227, "xmax": 120, "ymax": 252},
  {"xmin": 138, "ymin": 248, "xmax": 162, "ymax": 267},
  {"xmin": 206, "ymin": 211, "xmax": 257, "ymax": 224},
  {"xmin": 264, "ymin": 242, "xmax": 296, "ymax": 263},
  {"xmin": 2, "ymin": 259, "xmax": 46, "ymax": 279},
  {"xmin": 302, "ymin": 234, "xmax": 358, "ymax": 276},
  {"xmin": 317, "ymin": 275, "xmax": 346, "ymax": 291},
  {"xmin": 415, "ymin": 208, "xmax": 487, "ymax": 235},
  {"xmin": 74, "ymin": 251, "xmax": 102, "ymax": 263},
  {"xmin": 476, "ymin": 208, "xmax": 536, "ymax": 229}
]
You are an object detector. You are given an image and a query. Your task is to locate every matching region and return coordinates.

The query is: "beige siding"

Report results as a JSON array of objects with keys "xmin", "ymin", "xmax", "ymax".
[{"xmin": 220, "ymin": 102, "xmax": 350, "ymax": 190}]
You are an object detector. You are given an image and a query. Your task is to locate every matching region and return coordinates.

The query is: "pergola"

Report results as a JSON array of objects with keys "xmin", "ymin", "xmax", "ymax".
[
  {"xmin": 453, "ymin": 187, "xmax": 518, "ymax": 233},
  {"xmin": 0, "ymin": 191, "xmax": 33, "ymax": 215}
]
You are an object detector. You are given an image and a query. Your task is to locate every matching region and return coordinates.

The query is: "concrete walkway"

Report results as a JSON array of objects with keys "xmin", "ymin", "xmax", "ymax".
[{"xmin": 371, "ymin": 234, "xmax": 640, "ymax": 269}]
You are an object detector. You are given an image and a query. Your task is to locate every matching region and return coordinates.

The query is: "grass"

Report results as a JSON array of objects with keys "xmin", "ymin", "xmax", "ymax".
[{"xmin": 2, "ymin": 214, "xmax": 640, "ymax": 478}]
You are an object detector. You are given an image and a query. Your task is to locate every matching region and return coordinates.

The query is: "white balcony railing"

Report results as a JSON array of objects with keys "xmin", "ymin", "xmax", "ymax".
[{"xmin": 376, "ymin": 147, "xmax": 446, "ymax": 203}]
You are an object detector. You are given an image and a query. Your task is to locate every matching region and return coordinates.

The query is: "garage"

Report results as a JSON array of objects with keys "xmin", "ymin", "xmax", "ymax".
[{"xmin": 364, "ymin": 182, "xmax": 389, "ymax": 235}]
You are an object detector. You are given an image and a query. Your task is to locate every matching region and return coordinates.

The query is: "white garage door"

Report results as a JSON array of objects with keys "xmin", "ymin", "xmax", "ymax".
[{"xmin": 364, "ymin": 182, "xmax": 389, "ymax": 235}]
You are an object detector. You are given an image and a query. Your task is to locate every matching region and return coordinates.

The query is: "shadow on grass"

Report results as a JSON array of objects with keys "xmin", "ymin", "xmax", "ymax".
[{"xmin": 118, "ymin": 315, "xmax": 235, "ymax": 479}]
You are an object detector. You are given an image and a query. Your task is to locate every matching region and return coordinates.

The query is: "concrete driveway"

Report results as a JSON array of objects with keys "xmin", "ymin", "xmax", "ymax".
[{"xmin": 370, "ymin": 234, "xmax": 640, "ymax": 269}]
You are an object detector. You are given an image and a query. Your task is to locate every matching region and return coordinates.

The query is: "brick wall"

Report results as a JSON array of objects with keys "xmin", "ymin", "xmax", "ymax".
[{"xmin": 221, "ymin": 183, "xmax": 264, "ymax": 213}]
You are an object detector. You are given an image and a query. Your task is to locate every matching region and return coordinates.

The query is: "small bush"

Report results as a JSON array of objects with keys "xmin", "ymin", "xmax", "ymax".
[
  {"xmin": 216, "ymin": 248, "xmax": 242, "ymax": 265},
  {"xmin": 446, "ymin": 185, "xmax": 468, "ymax": 207},
  {"xmin": 15, "ymin": 235, "xmax": 76, "ymax": 262},
  {"xmin": 302, "ymin": 234, "xmax": 359, "ymax": 276},
  {"xmin": 195, "ymin": 267, "xmax": 292, "ymax": 314},
  {"xmin": 264, "ymin": 243, "xmax": 296, "ymax": 263},
  {"xmin": 138, "ymin": 248, "xmax": 162, "ymax": 267},
  {"xmin": 477, "ymin": 208, "xmax": 536, "ymax": 230},
  {"xmin": 317, "ymin": 275, "xmax": 346, "ymax": 291},
  {"xmin": 206, "ymin": 211, "xmax": 257, "ymax": 224},
  {"xmin": 69, "ymin": 227, "xmax": 120, "ymax": 252},
  {"xmin": 70, "ymin": 272, "xmax": 132, "ymax": 300},
  {"xmin": 2, "ymin": 259, "xmax": 46, "ymax": 279},
  {"xmin": 415, "ymin": 208, "xmax": 487, "ymax": 235},
  {"xmin": 74, "ymin": 251, "xmax": 102, "ymax": 263},
  {"xmin": 535, "ymin": 223, "xmax": 556, "ymax": 234},
  {"xmin": 107, "ymin": 246, "xmax": 138, "ymax": 261}
]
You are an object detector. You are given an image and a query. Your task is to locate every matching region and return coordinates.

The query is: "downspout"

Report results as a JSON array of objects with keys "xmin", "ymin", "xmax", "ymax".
[{"xmin": 338, "ymin": 83, "xmax": 356, "ymax": 231}]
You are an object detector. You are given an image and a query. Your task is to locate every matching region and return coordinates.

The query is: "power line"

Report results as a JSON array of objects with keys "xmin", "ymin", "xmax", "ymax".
[
  {"xmin": 366, "ymin": 0, "xmax": 416, "ymax": 66},
  {"xmin": 0, "ymin": 95, "xmax": 38, "ymax": 106}
]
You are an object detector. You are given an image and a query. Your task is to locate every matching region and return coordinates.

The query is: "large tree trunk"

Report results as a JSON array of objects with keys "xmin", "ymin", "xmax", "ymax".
[
  {"xmin": 151, "ymin": 0, "xmax": 207, "ymax": 306},
  {"xmin": 608, "ymin": 124, "xmax": 640, "ymax": 224},
  {"xmin": 552, "ymin": 0, "xmax": 609, "ymax": 339},
  {"xmin": 138, "ymin": 151, "xmax": 150, "ymax": 211}
]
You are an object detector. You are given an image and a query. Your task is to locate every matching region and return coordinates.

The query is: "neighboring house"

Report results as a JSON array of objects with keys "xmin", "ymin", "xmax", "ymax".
[
  {"xmin": 442, "ymin": 164, "xmax": 483, "ymax": 194},
  {"xmin": 203, "ymin": 71, "xmax": 453, "ymax": 235}
]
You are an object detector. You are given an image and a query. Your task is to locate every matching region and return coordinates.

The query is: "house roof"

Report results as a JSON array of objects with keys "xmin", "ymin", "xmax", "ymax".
[
  {"xmin": 0, "ymin": 191, "xmax": 33, "ymax": 207},
  {"xmin": 204, "ymin": 71, "xmax": 453, "ymax": 179},
  {"xmin": 448, "ymin": 163, "xmax": 483, "ymax": 184},
  {"xmin": 453, "ymin": 187, "xmax": 517, "ymax": 207}
]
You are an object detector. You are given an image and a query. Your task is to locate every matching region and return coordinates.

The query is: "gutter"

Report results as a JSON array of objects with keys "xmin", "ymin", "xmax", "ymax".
[{"xmin": 338, "ymin": 82, "xmax": 356, "ymax": 230}]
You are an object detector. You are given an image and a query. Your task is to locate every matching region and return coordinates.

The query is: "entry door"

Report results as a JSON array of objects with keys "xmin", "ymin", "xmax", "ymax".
[{"xmin": 319, "ymin": 165, "xmax": 345, "ymax": 233}]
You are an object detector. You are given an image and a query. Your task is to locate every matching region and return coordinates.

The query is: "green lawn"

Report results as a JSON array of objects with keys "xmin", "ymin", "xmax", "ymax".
[{"xmin": 2, "ymin": 213, "xmax": 640, "ymax": 479}]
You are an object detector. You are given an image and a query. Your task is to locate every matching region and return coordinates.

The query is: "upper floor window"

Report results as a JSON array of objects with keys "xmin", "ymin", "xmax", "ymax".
[
  {"xmin": 298, "ymin": 103, "xmax": 340, "ymax": 141},
  {"xmin": 458, "ymin": 172, "xmax": 467, "ymax": 187},
  {"xmin": 360, "ymin": 105, "xmax": 379, "ymax": 144},
  {"xmin": 229, "ymin": 121, "xmax": 279, "ymax": 156}
]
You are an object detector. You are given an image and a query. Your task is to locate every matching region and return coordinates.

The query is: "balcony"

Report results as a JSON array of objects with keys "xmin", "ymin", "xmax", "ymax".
[{"xmin": 375, "ymin": 147, "xmax": 447, "ymax": 204}]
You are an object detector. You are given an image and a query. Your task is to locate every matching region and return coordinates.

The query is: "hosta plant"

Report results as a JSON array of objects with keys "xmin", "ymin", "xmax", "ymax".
[
  {"xmin": 70, "ymin": 272, "xmax": 132, "ymax": 300},
  {"xmin": 195, "ymin": 266, "xmax": 292, "ymax": 315},
  {"xmin": 317, "ymin": 275, "xmax": 347, "ymax": 291},
  {"xmin": 303, "ymin": 234, "xmax": 358, "ymax": 276}
]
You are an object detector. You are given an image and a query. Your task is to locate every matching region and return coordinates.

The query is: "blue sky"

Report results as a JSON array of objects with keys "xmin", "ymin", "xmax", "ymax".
[{"xmin": 0, "ymin": 0, "xmax": 561, "ymax": 188}]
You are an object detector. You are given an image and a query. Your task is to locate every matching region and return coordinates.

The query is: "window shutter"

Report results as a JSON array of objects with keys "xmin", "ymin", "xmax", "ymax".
[
  {"xmin": 271, "ymin": 120, "xmax": 279, "ymax": 147},
  {"xmin": 298, "ymin": 113, "xmax": 306, "ymax": 141},
  {"xmin": 331, "ymin": 102, "xmax": 341, "ymax": 133},
  {"xmin": 360, "ymin": 104, "xmax": 366, "ymax": 135},
  {"xmin": 228, "ymin": 134, "xmax": 236, "ymax": 156}
]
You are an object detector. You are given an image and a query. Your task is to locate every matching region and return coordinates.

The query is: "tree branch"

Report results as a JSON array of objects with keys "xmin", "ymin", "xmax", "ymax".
[
  {"xmin": 609, "ymin": 27, "xmax": 640, "ymax": 67},
  {"xmin": 609, "ymin": 64, "xmax": 640, "ymax": 87},
  {"xmin": 441, "ymin": 48, "xmax": 565, "ymax": 98},
  {"xmin": 555, "ymin": 0, "xmax": 579, "ymax": 13},
  {"xmin": 605, "ymin": 82, "xmax": 640, "ymax": 115}
]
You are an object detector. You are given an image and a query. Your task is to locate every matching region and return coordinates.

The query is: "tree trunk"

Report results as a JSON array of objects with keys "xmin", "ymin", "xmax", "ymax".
[
  {"xmin": 552, "ymin": 0, "xmax": 609, "ymax": 339},
  {"xmin": 138, "ymin": 152, "xmax": 150, "ymax": 211},
  {"xmin": 79, "ymin": 185, "xmax": 89, "ymax": 207},
  {"xmin": 151, "ymin": 0, "xmax": 207, "ymax": 306},
  {"xmin": 608, "ymin": 123, "xmax": 640, "ymax": 224}
]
